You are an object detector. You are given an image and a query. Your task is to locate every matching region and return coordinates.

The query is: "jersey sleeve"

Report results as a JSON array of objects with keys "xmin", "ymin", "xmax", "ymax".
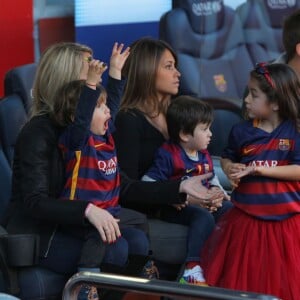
[
  {"xmin": 142, "ymin": 146, "xmax": 174, "ymax": 181},
  {"xmin": 59, "ymin": 86, "xmax": 100, "ymax": 151}
]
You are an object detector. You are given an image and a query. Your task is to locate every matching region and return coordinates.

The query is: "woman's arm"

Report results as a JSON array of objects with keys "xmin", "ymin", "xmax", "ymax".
[
  {"xmin": 114, "ymin": 111, "xmax": 143, "ymax": 179},
  {"xmin": 120, "ymin": 170, "xmax": 213, "ymax": 206},
  {"xmin": 14, "ymin": 118, "xmax": 88, "ymax": 225}
]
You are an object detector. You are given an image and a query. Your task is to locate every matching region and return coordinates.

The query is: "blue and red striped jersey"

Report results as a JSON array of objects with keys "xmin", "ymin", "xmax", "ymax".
[
  {"xmin": 222, "ymin": 119, "xmax": 300, "ymax": 220},
  {"xmin": 144, "ymin": 141, "xmax": 214, "ymax": 186},
  {"xmin": 59, "ymin": 125, "xmax": 120, "ymax": 216}
]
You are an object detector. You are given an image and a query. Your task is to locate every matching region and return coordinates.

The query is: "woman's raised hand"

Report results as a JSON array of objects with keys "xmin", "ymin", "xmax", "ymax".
[
  {"xmin": 109, "ymin": 42, "xmax": 130, "ymax": 79},
  {"xmin": 86, "ymin": 59, "xmax": 108, "ymax": 87},
  {"xmin": 85, "ymin": 204, "xmax": 121, "ymax": 243}
]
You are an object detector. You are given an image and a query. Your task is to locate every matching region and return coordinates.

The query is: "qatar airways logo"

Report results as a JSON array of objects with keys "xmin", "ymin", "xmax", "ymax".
[
  {"xmin": 98, "ymin": 156, "xmax": 117, "ymax": 175},
  {"xmin": 248, "ymin": 160, "xmax": 278, "ymax": 167},
  {"xmin": 192, "ymin": 0, "xmax": 222, "ymax": 16},
  {"xmin": 267, "ymin": 0, "xmax": 296, "ymax": 9}
]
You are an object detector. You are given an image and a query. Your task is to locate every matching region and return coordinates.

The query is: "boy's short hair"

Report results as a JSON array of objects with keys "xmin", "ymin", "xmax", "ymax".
[
  {"xmin": 97, "ymin": 85, "xmax": 107, "ymax": 105},
  {"xmin": 282, "ymin": 9, "xmax": 300, "ymax": 62},
  {"xmin": 167, "ymin": 95, "xmax": 213, "ymax": 144},
  {"xmin": 52, "ymin": 80, "xmax": 106, "ymax": 127}
]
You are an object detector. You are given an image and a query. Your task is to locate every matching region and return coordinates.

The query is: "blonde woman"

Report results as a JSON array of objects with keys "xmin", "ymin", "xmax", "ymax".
[{"xmin": 6, "ymin": 40, "xmax": 213, "ymax": 298}]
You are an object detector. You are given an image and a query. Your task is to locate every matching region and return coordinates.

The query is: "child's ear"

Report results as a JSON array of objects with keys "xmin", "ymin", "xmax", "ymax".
[
  {"xmin": 272, "ymin": 103, "xmax": 279, "ymax": 111},
  {"xmin": 179, "ymin": 130, "xmax": 189, "ymax": 142},
  {"xmin": 296, "ymin": 43, "xmax": 300, "ymax": 57}
]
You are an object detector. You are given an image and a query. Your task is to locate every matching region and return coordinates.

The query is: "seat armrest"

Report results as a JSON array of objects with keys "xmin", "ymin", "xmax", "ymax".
[
  {"xmin": 0, "ymin": 229, "xmax": 19, "ymax": 295},
  {"xmin": 212, "ymin": 155, "xmax": 231, "ymax": 193},
  {"xmin": 0, "ymin": 234, "xmax": 40, "ymax": 268}
]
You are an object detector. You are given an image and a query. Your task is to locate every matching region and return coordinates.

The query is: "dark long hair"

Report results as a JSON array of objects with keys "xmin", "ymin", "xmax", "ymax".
[
  {"xmin": 120, "ymin": 37, "xmax": 177, "ymax": 117},
  {"xmin": 250, "ymin": 63, "xmax": 300, "ymax": 132}
]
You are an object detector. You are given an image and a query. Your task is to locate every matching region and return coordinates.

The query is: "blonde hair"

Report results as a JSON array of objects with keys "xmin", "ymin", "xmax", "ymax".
[{"xmin": 31, "ymin": 42, "xmax": 92, "ymax": 117}]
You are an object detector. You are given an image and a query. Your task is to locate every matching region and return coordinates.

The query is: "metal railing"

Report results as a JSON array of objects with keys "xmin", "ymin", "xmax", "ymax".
[{"xmin": 62, "ymin": 271, "xmax": 280, "ymax": 300}]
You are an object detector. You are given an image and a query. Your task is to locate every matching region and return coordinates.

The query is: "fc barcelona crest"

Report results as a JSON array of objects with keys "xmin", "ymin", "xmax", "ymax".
[
  {"xmin": 213, "ymin": 74, "xmax": 227, "ymax": 92},
  {"xmin": 278, "ymin": 139, "xmax": 290, "ymax": 151},
  {"xmin": 204, "ymin": 163, "xmax": 210, "ymax": 172}
]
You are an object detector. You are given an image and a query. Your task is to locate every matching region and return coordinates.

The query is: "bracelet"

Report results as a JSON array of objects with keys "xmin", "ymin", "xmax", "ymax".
[
  {"xmin": 85, "ymin": 203, "xmax": 93, "ymax": 217},
  {"xmin": 86, "ymin": 82, "xmax": 97, "ymax": 87}
]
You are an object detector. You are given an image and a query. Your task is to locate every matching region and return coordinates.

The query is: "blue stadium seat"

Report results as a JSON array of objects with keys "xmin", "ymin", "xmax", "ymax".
[
  {"xmin": 160, "ymin": 0, "xmax": 254, "ymax": 101},
  {"xmin": 0, "ymin": 95, "xmax": 27, "ymax": 166},
  {"xmin": 202, "ymin": 97, "xmax": 242, "ymax": 192},
  {"xmin": 0, "ymin": 94, "xmax": 72, "ymax": 299},
  {"xmin": 236, "ymin": 0, "xmax": 300, "ymax": 64},
  {"xmin": 4, "ymin": 63, "xmax": 37, "ymax": 114},
  {"xmin": 0, "ymin": 140, "xmax": 12, "ymax": 225},
  {"xmin": 202, "ymin": 97, "xmax": 243, "ymax": 157}
]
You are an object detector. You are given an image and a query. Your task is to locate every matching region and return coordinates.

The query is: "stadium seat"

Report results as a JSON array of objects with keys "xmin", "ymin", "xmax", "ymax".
[
  {"xmin": 4, "ymin": 63, "xmax": 37, "ymax": 114},
  {"xmin": 236, "ymin": 0, "xmax": 300, "ymax": 64},
  {"xmin": 202, "ymin": 97, "xmax": 243, "ymax": 157},
  {"xmin": 0, "ymin": 95, "xmax": 73, "ymax": 299},
  {"xmin": 160, "ymin": 0, "xmax": 254, "ymax": 101},
  {"xmin": 0, "ymin": 95, "xmax": 27, "ymax": 166},
  {"xmin": 202, "ymin": 97, "xmax": 243, "ymax": 193},
  {"xmin": 0, "ymin": 140, "xmax": 12, "ymax": 225}
]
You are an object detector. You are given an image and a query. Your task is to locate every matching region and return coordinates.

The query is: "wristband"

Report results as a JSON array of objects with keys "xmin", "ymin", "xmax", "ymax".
[{"xmin": 85, "ymin": 203, "xmax": 93, "ymax": 217}]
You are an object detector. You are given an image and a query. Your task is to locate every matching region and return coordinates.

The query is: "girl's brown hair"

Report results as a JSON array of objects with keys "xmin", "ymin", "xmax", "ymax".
[{"xmin": 251, "ymin": 63, "xmax": 300, "ymax": 132}]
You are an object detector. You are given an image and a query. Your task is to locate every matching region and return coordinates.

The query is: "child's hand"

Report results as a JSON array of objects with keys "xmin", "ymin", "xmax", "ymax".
[
  {"xmin": 189, "ymin": 186, "xmax": 224, "ymax": 211},
  {"xmin": 85, "ymin": 204, "xmax": 121, "ymax": 243},
  {"xmin": 210, "ymin": 186, "xmax": 230, "ymax": 200},
  {"xmin": 231, "ymin": 165, "xmax": 256, "ymax": 179},
  {"xmin": 109, "ymin": 42, "xmax": 130, "ymax": 80},
  {"xmin": 206, "ymin": 186, "xmax": 225, "ymax": 212},
  {"xmin": 224, "ymin": 162, "xmax": 246, "ymax": 189},
  {"xmin": 224, "ymin": 162, "xmax": 246, "ymax": 177},
  {"xmin": 86, "ymin": 59, "xmax": 108, "ymax": 88},
  {"xmin": 172, "ymin": 203, "xmax": 187, "ymax": 211}
]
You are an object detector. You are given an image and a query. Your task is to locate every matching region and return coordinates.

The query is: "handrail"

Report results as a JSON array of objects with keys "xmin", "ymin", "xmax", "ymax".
[{"xmin": 62, "ymin": 271, "xmax": 279, "ymax": 300}]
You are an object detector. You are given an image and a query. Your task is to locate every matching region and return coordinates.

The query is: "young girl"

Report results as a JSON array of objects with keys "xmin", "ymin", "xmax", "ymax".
[{"xmin": 202, "ymin": 62, "xmax": 300, "ymax": 300}]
